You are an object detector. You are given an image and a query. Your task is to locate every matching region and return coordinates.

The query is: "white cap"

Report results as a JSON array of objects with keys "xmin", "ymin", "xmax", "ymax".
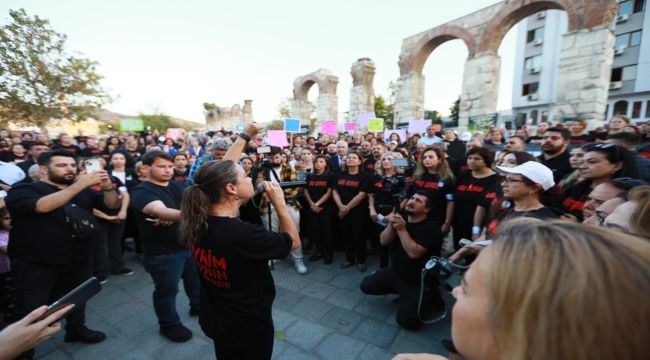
[{"xmin": 496, "ymin": 161, "xmax": 555, "ymax": 191}]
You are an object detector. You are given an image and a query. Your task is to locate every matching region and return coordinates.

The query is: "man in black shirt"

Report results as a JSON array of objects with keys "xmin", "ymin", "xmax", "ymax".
[
  {"xmin": 130, "ymin": 151, "xmax": 200, "ymax": 343},
  {"xmin": 6, "ymin": 150, "xmax": 121, "ymax": 356},
  {"xmin": 537, "ymin": 127, "xmax": 572, "ymax": 184},
  {"xmin": 360, "ymin": 191, "xmax": 444, "ymax": 331}
]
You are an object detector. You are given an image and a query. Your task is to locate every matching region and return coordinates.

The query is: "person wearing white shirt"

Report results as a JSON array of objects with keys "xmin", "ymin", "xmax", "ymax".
[{"xmin": 418, "ymin": 125, "xmax": 444, "ymax": 146}]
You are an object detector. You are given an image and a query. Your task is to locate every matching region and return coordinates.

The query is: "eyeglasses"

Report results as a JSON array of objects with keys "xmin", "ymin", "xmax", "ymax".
[{"xmin": 502, "ymin": 177, "xmax": 526, "ymax": 184}]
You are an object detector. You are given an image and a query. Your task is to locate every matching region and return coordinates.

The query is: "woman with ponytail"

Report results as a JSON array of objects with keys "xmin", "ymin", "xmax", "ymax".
[{"xmin": 179, "ymin": 123, "xmax": 300, "ymax": 360}]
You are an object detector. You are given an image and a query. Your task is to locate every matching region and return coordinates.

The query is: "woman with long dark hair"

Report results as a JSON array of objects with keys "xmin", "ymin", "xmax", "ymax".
[
  {"xmin": 408, "ymin": 146, "xmax": 456, "ymax": 233},
  {"xmin": 332, "ymin": 152, "xmax": 371, "ymax": 271},
  {"xmin": 179, "ymin": 125, "xmax": 300, "ymax": 360},
  {"xmin": 303, "ymin": 155, "xmax": 335, "ymax": 264},
  {"xmin": 561, "ymin": 143, "xmax": 638, "ymax": 221}
]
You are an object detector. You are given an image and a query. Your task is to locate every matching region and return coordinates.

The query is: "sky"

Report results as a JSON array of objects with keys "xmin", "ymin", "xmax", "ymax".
[{"xmin": 0, "ymin": 0, "xmax": 518, "ymax": 125}]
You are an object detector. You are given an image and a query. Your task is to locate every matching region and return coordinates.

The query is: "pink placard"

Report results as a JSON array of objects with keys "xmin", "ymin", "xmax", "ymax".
[
  {"xmin": 344, "ymin": 122, "xmax": 357, "ymax": 131},
  {"xmin": 407, "ymin": 119, "xmax": 431, "ymax": 135},
  {"xmin": 321, "ymin": 121, "xmax": 338, "ymax": 136},
  {"xmin": 266, "ymin": 130, "xmax": 288, "ymax": 147}
]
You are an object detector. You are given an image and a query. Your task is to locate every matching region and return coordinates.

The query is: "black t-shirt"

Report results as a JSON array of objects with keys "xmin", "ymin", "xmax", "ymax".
[
  {"xmin": 130, "ymin": 180, "xmax": 188, "ymax": 256},
  {"xmin": 408, "ymin": 172, "xmax": 455, "ymax": 222},
  {"xmin": 485, "ymin": 206, "xmax": 560, "ymax": 238},
  {"xmin": 453, "ymin": 172, "xmax": 498, "ymax": 228},
  {"xmin": 194, "ymin": 216, "xmax": 291, "ymax": 341},
  {"xmin": 305, "ymin": 172, "xmax": 334, "ymax": 207},
  {"xmin": 538, "ymin": 151, "xmax": 572, "ymax": 184},
  {"xmin": 362, "ymin": 156, "xmax": 377, "ymax": 174},
  {"xmin": 80, "ymin": 147, "xmax": 104, "ymax": 158},
  {"xmin": 172, "ymin": 169, "xmax": 189, "ymax": 182},
  {"xmin": 6, "ymin": 181, "xmax": 106, "ymax": 264},
  {"xmin": 391, "ymin": 217, "xmax": 440, "ymax": 284},
  {"xmin": 334, "ymin": 171, "xmax": 371, "ymax": 205}
]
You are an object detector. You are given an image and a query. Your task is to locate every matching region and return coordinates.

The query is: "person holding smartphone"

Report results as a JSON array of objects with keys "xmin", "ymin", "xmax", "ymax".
[
  {"xmin": 5, "ymin": 149, "xmax": 121, "ymax": 358},
  {"xmin": 180, "ymin": 124, "xmax": 301, "ymax": 359}
]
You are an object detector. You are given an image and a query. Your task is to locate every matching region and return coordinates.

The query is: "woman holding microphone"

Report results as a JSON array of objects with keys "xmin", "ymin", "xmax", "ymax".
[{"xmin": 179, "ymin": 124, "xmax": 300, "ymax": 360}]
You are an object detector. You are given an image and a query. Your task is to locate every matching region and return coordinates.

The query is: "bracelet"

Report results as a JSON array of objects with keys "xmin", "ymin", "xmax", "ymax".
[
  {"xmin": 472, "ymin": 226, "xmax": 481, "ymax": 235},
  {"xmin": 238, "ymin": 133, "xmax": 251, "ymax": 142}
]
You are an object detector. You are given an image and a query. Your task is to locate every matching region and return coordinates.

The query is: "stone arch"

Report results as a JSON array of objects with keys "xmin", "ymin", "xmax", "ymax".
[
  {"xmin": 394, "ymin": 0, "xmax": 619, "ymax": 127},
  {"xmin": 291, "ymin": 69, "xmax": 339, "ymax": 129},
  {"xmin": 398, "ymin": 24, "xmax": 475, "ymax": 76}
]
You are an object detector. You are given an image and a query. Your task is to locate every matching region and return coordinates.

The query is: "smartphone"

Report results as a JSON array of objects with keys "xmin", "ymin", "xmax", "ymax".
[
  {"xmin": 84, "ymin": 158, "xmax": 102, "ymax": 173},
  {"xmin": 36, "ymin": 277, "xmax": 102, "ymax": 322}
]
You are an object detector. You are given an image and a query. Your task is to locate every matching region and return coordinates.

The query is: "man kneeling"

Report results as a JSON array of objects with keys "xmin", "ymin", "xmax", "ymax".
[{"xmin": 360, "ymin": 191, "xmax": 444, "ymax": 331}]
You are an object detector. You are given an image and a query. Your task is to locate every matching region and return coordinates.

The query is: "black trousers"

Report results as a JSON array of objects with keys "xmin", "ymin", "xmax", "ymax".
[
  {"xmin": 360, "ymin": 267, "xmax": 444, "ymax": 331},
  {"xmin": 11, "ymin": 257, "xmax": 93, "ymax": 331},
  {"xmin": 307, "ymin": 206, "xmax": 334, "ymax": 258}
]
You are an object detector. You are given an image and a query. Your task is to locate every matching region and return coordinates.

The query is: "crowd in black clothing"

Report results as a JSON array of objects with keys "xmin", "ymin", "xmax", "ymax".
[{"xmin": 0, "ymin": 115, "xmax": 649, "ymax": 356}]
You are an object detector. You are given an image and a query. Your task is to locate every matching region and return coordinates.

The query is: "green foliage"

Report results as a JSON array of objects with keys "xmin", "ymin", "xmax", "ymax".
[
  {"xmin": 0, "ymin": 9, "xmax": 109, "ymax": 128},
  {"xmin": 139, "ymin": 113, "xmax": 176, "ymax": 133},
  {"xmin": 450, "ymin": 96, "xmax": 460, "ymax": 123},
  {"xmin": 203, "ymin": 102, "xmax": 217, "ymax": 111},
  {"xmin": 374, "ymin": 95, "xmax": 394, "ymax": 129},
  {"xmin": 424, "ymin": 110, "xmax": 442, "ymax": 123},
  {"xmin": 277, "ymin": 98, "xmax": 292, "ymax": 119},
  {"xmin": 265, "ymin": 119, "xmax": 284, "ymax": 130}
]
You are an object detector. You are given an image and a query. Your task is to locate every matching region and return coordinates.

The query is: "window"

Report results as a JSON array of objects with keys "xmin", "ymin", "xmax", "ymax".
[
  {"xmin": 526, "ymin": 27, "xmax": 545, "ymax": 43},
  {"xmin": 615, "ymin": 31, "xmax": 643, "ymax": 48},
  {"xmin": 611, "ymin": 65, "xmax": 638, "ymax": 81},
  {"xmin": 623, "ymin": 65, "xmax": 637, "ymax": 81},
  {"xmin": 614, "ymin": 101, "xmax": 628, "ymax": 115},
  {"xmin": 541, "ymin": 111, "xmax": 549, "ymax": 123},
  {"xmin": 632, "ymin": 101, "xmax": 642, "ymax": 118},
  {"xmin": 619, "ymin": 0, "xmax": 646, "ymax": 15},
  {"xmin": 524, "ymin": 55, "xmax": 542, "ymax": 70},
  {"xmin": 522, "ymin": 82, "xmax": 539, "ymax": 95},
  {"xmin": 646, "ymin": 101, "xmax": 650, "ymax": 118},
  {"xmin": 619, "ymin": 0, "xmax": 633, "ymax": 15},
  {"xmin": 530, "ymin": 110, "xmax": 539, "ymax": 123},
  {"xmin": 630, "ymin": 31, "xmax": 642, "ymax": 47}
]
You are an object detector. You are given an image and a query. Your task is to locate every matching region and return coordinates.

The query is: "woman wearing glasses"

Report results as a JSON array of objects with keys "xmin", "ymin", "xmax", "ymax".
[{"xmin": 561, "ymin": 143, "xmax": 638, "ymax": 221}]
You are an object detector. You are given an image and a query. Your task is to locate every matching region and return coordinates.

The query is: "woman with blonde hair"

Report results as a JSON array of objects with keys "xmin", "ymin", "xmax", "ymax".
[{"xmin": 394, "ymin": 218, "xmax": 650, "ymax": 360}]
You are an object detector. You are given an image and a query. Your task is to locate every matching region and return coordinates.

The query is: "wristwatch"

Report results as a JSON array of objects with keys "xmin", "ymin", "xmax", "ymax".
[{"xmin": 238, "ymin": 133, "xmax": 251, "ymax": 142}]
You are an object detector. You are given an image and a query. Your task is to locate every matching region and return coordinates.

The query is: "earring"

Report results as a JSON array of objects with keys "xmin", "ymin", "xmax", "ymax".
[{"xmin": 235, "ymin": 194, "xmax": 239, "ymax": 200}]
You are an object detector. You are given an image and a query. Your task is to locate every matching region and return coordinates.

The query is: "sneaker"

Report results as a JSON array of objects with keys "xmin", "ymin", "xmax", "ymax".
[
  {"xmin": 111, "ymin": 268, "xmax": 134, "ymax": 276},
  {"xmin": 160, "ymin": 324, "xmax": 193, "ymax": 343},
  {"xmin": 64, "ymin": 326, "xmax": 106, "ymax": 344},
  {"xmin": 98, "ymin": 277, "xmax": 108, "ymax": 285},
  {"xmin": 293, "ymin": 259, "xmax": 308, "ymax": 274}
]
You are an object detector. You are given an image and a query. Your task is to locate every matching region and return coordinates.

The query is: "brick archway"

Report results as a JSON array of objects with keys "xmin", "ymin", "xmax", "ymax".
[
  {"xmin": 395, "ymin": 0, "xmax": 619, "ymax": 127},
  {"xmin": 291, "ymin": 69, "xmax": 339, "ymax": 128}
]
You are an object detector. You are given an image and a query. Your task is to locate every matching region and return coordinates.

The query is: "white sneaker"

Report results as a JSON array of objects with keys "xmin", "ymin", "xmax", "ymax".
[{"xmin": 293, "ymin": 259, "xmax": 308, "ymax": 274}]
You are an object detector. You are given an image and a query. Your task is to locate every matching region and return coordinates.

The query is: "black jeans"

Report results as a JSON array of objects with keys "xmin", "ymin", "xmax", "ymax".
[
  {"xmin": 360, "ymin": 267, "xmax": 444, "ymax": 331},
  {"xmin": 11, "ymin": 257, "xmax": 93, "ymax": 331}
]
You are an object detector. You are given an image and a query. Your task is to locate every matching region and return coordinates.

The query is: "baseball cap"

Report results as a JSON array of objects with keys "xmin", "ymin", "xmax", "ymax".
[{"xmin": 496, "ymin": 161, "xmax": 555, "ymax": 190}]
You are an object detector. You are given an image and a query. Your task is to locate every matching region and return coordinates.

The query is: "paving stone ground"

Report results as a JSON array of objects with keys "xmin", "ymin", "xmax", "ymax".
[{"xmin": 33, "ymin": 249, "xmax": 454, "ymax": 359}]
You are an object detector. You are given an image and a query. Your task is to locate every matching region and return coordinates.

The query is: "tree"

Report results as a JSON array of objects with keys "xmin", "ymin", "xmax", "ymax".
[
  {"xmin": 277, "ymin": 98, "xmax": 291, "ymax": 119},
  {"xmin": 450, "ymin": 96, "xmax": 460, "ymax": 124},
  {"xmin": 0, "ymin": 9, "xmax": 109, "ymax": 128},
  {"xmin": 139, "ymin": 113, "xmax": 177, "ymax": 133},
  {"xmin": 265, "ymin": 119, "xmax": 284, "ymax": 130},
  {"xmin": 374, "ymin": 95, "xmax": 394, "ymax": 129},
  {"xmin": 424, "ymin": 110, "xmax": 442, "ymax": 123}
]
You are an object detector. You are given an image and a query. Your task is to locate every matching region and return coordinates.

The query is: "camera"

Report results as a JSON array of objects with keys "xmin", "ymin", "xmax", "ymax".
[{"xmin": 424, "ymin": 256, "xmax": 469, "ymax": 281}]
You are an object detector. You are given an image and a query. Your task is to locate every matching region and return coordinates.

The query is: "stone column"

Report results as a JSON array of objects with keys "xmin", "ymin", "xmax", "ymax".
[
  {"xmin": 394, "ymin": 71, "xmax": 425, "ymax": 124},
  {"xmin": 349, "ymin": 58, "xmax": 376, "ymax": 124},
  {"xmin": 290, "ymin": 99, "xmax": 313, "ymax": 126},
  {"xmin": 458, "ymin": 54, "xmax": 501, "ymax": 130},
  {"xmin": 552, "ymin": 27, "xmax": 614, "ymax": 127},
  {"xmin": 242, "ymin": 100, "xmax": 253, "ymax": 123},
  {"xmin": 316, "ymin": 93, "xmax": 338, "ymax": 126}
]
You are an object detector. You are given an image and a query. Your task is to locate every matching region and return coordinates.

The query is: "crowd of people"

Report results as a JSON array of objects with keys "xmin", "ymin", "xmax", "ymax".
[{"xmin": 0, "ymin": 115, "xmax": 648, "ymax": 359}]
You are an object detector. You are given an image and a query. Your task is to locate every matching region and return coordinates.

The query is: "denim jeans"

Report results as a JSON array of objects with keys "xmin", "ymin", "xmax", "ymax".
[{"xmin": 141, "ymin": 250, "xmax": 200, "ymax": 327}]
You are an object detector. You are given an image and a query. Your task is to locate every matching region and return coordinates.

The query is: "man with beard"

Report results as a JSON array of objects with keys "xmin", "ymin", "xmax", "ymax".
[
  {"xmin": 360, "ymin": 191, "xmax": 444, "ymax": 331},
  {"xmin": 130, "ymin": 151, "xmax": 200, "ymax": 342},
  {"xmin": 537, "ymin": 127, "xmax": 572, "ymax": 184},
  {"xmin": 363, "ymin": 143, "xmax": 386, "ymax": 174},
  {"xmin": 6, "ymin": 150, "xmax": 121, "ymax": 357}
]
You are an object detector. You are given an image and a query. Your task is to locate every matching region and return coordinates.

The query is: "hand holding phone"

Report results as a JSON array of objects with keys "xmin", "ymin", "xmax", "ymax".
[
  {"xmin": 84, "ymin": 159, "xmax": 102, "ymax": 173},
  {"xmin": 36, "ymin": 277, "xmax": 102, "ymax": 322}
]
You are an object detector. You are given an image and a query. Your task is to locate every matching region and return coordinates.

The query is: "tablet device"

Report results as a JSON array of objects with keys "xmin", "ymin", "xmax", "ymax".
[{"xmin": 36, "ymin": 277, "xmax": 102, "ymax": 322}]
